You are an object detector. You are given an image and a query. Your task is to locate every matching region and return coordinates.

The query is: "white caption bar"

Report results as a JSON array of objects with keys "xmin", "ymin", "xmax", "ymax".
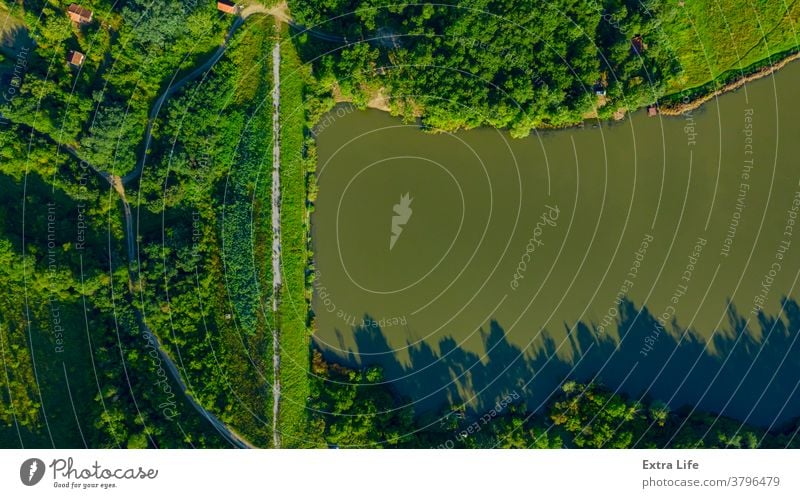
[{"xmin": 1, "ymin": 449, "xmax": 798, "ymax": 497}]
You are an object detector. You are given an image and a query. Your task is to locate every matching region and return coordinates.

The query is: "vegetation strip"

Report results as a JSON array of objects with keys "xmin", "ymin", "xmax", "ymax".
[
  {"xmin": 270, "ymin": 39, "xmax": 283, "ymax": 449},
  {"xmin": 660, "ymin": 50, "xmax": 800, "ymax": 115}
]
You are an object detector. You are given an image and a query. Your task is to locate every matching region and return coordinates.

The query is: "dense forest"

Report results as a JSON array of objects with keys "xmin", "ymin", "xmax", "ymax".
[
  {"xmin": 3, "ymin": 0, "xmax": 227, "ymax": 175},
  {"xmin": 288, "ymin": 0, "xmax": 679, "ymax": 134},
  {"xmin": 134, "ymin": 16, "xmax": 280, "ymax": 447},
  {"xmin": 0, "ymin": 0, "xmax": 318, "ymax": 448},
  {"xmin": 0, "ymin": 0, "xmax": 275, "ymax": 448},
  {"xmin": 0, "ymin": 127, "xmax": 228, "ymax": 448},
  {"xmin": 288, "ymin": 0, "xmax": 800, "ymax": 134}
]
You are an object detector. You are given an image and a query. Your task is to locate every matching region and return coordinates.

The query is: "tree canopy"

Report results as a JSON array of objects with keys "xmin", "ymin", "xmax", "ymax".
[{"xmin": 290, "ymin": 0, "xmax": 679, "ymax": 135}]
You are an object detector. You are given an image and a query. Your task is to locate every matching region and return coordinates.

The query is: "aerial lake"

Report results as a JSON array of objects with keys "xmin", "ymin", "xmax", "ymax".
[{"xmin": 311, "ymin": 61, "xmax": 800, "ymax": 428}]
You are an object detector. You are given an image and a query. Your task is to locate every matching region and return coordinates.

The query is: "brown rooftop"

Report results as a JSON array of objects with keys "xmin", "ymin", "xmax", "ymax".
[
  {"xmin": 67, "ymin": 50, "xmax": 85, "ymax": 67},
  {"xmin": 68, "ymin": 4, "xmax": 93, "ymax": 24},
  {"xmin": 217, "ymin": 0, "xmax": 237, "ymax": 14},
  {"xmin": 631, "ymin": 35, "xmax": 645, "ymax": 54}
]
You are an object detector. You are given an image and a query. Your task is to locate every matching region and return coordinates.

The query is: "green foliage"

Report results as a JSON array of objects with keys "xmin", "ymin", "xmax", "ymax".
[
  {"xmin": 0, "ymin": 2, "xmax": 244, "ymax": 449},
  {"xmin": 653, "ymin": 0, "xmax": 800, "ymax": 95},
  {"xmin": 82, "ymin": 103, "xmax": 138, "ymax": 170},
  {"xmin": 122, "ymin": 0, "xmax": 198, "ymax": 51},
  {"xmin": 290, "ymin": 0, "xmax": 799, "ymax": 130},
  {"xmin": 276, "ymin": 28, "xmax": 315, "ymax": 447},
  {"xmin": 5, "ymin": 0, "xmax": 226, "ymax": 175},
  {"xmin": 0, "ymin": 154, "xmax": 225, "ymax": 448},
  {"xmin": 548, "ymin": 381, "xmax": 800, "ymax": 448},
  {"xmin": 289, "ymin": 0, "xmax": 676, "ymax": 134},
  {"xmin": 5, "ymin": 0, "xmax": 799, "ymax": 450},
  {"xmin": 130, "ymin": 18, "xmax": 282, "ymax": 447},
  {"xmin": 550, "ymin": 380, "xmax": 643, "ymax": 448},
  {"xmin": 308, "ymin": 351, "xmax": 414, "ymax": 447},
  {"xmin": 308, "ymin": 354, "xmax": 800, "ymax": 448},
  {"xmin": 0, "ymin": 238, "xmax": 41, "ymax": 429}
]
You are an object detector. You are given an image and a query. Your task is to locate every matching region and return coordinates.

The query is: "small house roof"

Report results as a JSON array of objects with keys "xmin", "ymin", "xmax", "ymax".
[
  {"xmin": 217, "ymin": 0, "xmax": 237, "ymax": 14},
  {"xmin": 67, "ymin": 4, "xmax": 93, "ymax": 23},
  {"xmin": 67, "ymin": 50, "xmax": 85, "ymax": 66}
]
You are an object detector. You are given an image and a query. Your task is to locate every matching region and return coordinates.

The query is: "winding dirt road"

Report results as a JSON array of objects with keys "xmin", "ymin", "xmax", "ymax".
[
  {"xmin": 118, "ymin": 6, "xmax": 286, "ymax": 449},
  {"xmin": 60, "ymin": 5, "xmax": 281, "ymax": 449},
  {"xmin": 54, "ymin": 1, "xmax": 316, "ymax": 448}
]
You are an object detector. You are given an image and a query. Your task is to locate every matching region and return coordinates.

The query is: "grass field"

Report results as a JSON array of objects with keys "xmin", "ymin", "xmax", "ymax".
[
  {"xmin": 221, "ymin": 18, "xmax": 278, "ymax": 446},
  {"xmin": 661, "ymin": 0, "xmax": 800, "ymax": 97},
  {"xmin": 277, "ymin": 27, "xmax": 318, "ymax": 448}
]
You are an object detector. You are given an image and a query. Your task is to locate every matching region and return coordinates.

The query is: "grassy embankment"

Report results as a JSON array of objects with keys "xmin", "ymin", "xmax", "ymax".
[
  {"xmin": 657, "ymin": 0, "xmax": 800, "ymax": 106},
  {"xmin": 277, "ymin": 24, "xmax": 320, "ymax": 447}
]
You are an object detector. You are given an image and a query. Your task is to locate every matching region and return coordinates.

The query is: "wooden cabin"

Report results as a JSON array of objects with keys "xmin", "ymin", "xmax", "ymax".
[
  {"xmin": 67, "ymin": 50, "xmax": 85, "ymax": 67},
  {"xmin": 217, "ymin": 0, "xmax": 237, "ymax": 14},
  {"xmin": 67, "ymin": 4, "xmax": 93, "ymax": 24}
]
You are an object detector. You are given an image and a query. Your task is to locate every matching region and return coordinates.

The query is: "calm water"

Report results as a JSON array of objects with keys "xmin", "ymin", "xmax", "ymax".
[{"xmin": 311, "ymin": 61, "xmax": 800, "ymax": 427}]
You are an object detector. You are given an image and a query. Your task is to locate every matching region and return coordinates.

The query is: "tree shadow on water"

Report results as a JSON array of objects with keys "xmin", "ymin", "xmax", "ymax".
[{"xmin": 320, "ymin": 297, "xmax": 800, "ymax": 428}]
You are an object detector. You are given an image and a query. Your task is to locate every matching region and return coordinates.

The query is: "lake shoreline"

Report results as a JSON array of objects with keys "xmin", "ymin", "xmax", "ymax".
[
  {"xmin": 327, "ymin": 48, "xmax": 800, "ymax": 131},
  {"xmin": 660, "ymin": 50, "xmax": 800, "ymax": 117},
  {"xmin": 311, "ymin": 58, "xmax": 800, "ymax": 429}
]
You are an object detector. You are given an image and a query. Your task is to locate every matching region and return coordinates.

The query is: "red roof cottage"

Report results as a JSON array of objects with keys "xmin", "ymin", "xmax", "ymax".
[
  {"xmin": 67, "ymin": 50, "xmax": 85, "ymax": 67},
  {"xmin": 67, "ymin": 4, "xmax": 93, "ymax": 24},
  {"xmin": 217, "ymin": 0, "xmax": 237, "ymax": 14}
]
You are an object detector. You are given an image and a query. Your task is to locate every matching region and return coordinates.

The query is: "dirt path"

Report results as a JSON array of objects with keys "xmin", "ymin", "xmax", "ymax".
[
  {"xmin": 119, "ymin": 9, "xmax": 270, "ymax": 448},
  {"xmin": 245, "ymin": 1, "xmax": 289, "ymax": 449},
  {"xmin": 51, "ymin": 8, "xmax": 276, "ymax": 449},
  {"xmin": 53, "ymin": 140, "xmax": 254, "ymax": 447},
  {"xmin": 98, "ymin": 3, "xmax": 299, "ymax": 449},
  {"xmin": 122, "ymin": 10, "xmax": 257, "ymax": 186},
  {"xmin": 270, "ymin": 40, "xmax": 283, "ymax": 449}
]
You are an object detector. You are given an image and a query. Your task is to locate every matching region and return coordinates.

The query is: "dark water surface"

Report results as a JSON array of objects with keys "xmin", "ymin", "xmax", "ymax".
[{"xmin": 311, "ymin": 61, "xmax": 800, "ymax": 427}]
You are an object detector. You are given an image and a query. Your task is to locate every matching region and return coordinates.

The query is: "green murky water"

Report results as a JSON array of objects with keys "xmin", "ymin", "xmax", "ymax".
[{"xmin": 311, "ymin": 61, "xmax": 800, "ymax": 426}]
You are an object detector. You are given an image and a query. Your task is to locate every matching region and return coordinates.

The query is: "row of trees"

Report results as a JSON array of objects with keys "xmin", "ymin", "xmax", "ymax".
[
  {"xmin": 288, "ymin": 0, "xmax": 679, "ymax": 135},
  {"xmin": 307, "ymin": 351, "xmax": 800, "ymax": 448}
]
